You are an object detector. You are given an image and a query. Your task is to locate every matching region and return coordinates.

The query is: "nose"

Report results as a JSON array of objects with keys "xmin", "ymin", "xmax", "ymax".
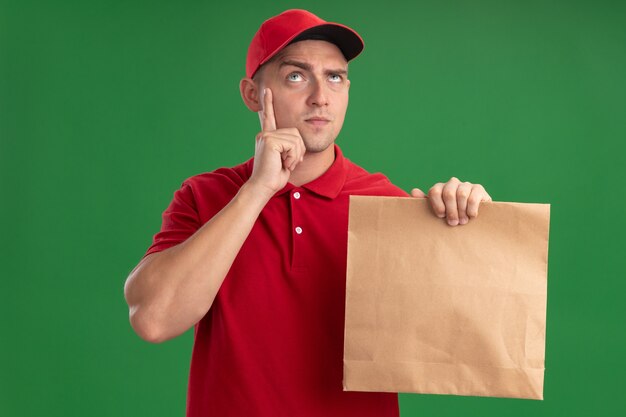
[{"xmin": 306, "ymin": 79, "xmax": 328, "ymax": 107}]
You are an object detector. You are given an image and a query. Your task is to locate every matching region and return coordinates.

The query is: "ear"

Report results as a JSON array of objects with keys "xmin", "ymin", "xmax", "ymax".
[{"xmin": 240, "ymin": 77, "xmax": 262, "ymax": 112}]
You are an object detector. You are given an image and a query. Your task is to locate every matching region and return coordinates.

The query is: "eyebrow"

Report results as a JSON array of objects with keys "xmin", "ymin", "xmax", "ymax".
[{"xmin": 279, "ymin": 59, "xmax": 348, "ymax": 76}]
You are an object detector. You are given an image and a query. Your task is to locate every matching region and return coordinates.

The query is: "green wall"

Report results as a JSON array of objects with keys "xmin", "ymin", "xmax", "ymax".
[{"xmin": 1, "ymin": 0, "xmax": 624, "ymax": 415}]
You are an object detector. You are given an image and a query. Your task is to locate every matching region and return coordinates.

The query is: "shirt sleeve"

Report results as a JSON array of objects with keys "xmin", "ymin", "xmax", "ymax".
[{"xmin": 144, "ymin": 181, "xmax": 201, "ymax": 258}]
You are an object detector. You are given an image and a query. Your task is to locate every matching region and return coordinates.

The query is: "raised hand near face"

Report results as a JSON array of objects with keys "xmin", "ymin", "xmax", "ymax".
[
  {"xmin": 247, "ymin": 88, "xmax": 306, "ymax": 196},
  {"xmin": 411, "ymin": 177, "xmax": 492, "ymax": 226}
]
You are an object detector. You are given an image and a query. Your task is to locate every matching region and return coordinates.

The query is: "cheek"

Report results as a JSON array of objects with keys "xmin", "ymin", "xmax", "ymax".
[
  {"xmin": 335, "ymin": 95, "xmax": 349, "ymax": 118},
  {"xmin": 270, "ymin": 98, "xmax": 298, "ymax": 127}
]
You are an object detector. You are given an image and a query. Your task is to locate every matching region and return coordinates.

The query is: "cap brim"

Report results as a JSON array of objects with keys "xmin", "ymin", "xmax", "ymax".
[
  {"xmin": 257, "ymin": 22, "xmax": 364, "ymax": 71},
  {"xmin": 292, "ymin": 23, "xmax": 364, "ymax": 61}
]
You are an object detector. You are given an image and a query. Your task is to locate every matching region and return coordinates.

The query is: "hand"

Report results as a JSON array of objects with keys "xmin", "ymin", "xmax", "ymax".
[
  {"xmin": 248, "ymin": 88, "xmax": 306, "ymax": 196},
  {"xmin": 410, "ymin": 177, "xmax": 492, "ymax": 226}
]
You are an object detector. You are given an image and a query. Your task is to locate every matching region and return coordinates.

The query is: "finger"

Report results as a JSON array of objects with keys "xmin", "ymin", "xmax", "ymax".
[
  {"xmin": 428, "ymin": 183, "xmax": 446, "ymax": 218},
  {"xmin": 264, "ymin": 130, "xmax": 300, "ymax": 171},
  {"xmin": 466, "ymin": 184, "xmax": 491, "ymax": 218},
  {"xmin": 289, "ymin": 128, "xmax": 305, "ymax": 167},
  {"xmin": 410, "ymin": 188, "xmax": 426, "ymax": 198},
  {"xmin": 295, "ymin": 129, "xmax": 306, "ymax": 166},
  {"xmin": 280, "ymin": 128, "xmax": 304, "ymax": 171},
  {"xmin": 284, "ymin": 142, "xmax": 302, "ymax": 171},
  {"xmin": 283, "ymin": 153, "xmax": 296, "ymax": 171},
  {"xmin": 261, "ymin": 88, "xmax": 277, "ymax": 132},
  {"xmin": 441, "ymin": 177, "xmax": 461, "ymax": 226},
  {"xmin": 456, "ymin": 182, "xmax": 473, "ymax": 225}
]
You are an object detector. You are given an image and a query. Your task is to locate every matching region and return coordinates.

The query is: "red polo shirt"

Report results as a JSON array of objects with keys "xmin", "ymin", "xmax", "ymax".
[{"xmin": 145, "ymin": 145, "xmax": 408, "ymax": 417}]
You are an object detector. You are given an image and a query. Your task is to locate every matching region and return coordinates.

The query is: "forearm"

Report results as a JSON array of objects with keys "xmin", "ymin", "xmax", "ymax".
[{"xmin": 124, "ymin": 181, "xmax": 273, "ymax": 343}]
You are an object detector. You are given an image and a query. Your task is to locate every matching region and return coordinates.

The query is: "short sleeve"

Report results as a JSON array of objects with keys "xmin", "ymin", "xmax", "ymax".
[{"xmin": 144, "ymin": 181, "xmax": 201, "ymax": 258}]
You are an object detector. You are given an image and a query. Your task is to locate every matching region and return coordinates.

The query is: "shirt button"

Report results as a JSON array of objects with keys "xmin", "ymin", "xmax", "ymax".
[
  {"xmin": 293, "ymin": 191, "xmax": 301, "ymax": 199},
  {"xmin": 295, "ymin": 226, "xmax": 303, "ymax": 234}
]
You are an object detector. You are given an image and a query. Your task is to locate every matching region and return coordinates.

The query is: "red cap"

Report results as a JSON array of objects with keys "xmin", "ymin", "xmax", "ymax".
[{"xmin": 246, "ymin": 9, "xmax": 364, "ymax": 78}]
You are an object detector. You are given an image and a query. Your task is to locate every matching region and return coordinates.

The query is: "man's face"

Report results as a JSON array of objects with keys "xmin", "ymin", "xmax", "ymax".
[{"xmin": 256, "ymin": 40, "xmax": 350, "ymax": 153}]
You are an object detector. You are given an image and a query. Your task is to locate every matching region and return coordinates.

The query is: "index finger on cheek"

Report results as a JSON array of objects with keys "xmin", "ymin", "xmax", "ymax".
[{"xmin": 261, "ymin": 88, "xmax": 277, "ymax": 132}]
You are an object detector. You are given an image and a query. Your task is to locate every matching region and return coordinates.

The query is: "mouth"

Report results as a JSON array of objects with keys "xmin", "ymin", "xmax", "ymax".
[{"xmin": 305, "ymin": 117, "xmax": 331, "ymax": 126}]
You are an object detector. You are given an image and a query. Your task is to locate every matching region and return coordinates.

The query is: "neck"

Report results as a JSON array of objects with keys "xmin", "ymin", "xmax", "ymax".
[{"xmin": 288, "ymin": 144, "xmax": 336, "ymax": 186}]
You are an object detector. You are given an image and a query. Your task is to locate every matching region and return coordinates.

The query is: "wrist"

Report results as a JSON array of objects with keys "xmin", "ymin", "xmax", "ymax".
[{"xmin": 238, "ymin": 180, "xmax": 276, "ymax": 208}]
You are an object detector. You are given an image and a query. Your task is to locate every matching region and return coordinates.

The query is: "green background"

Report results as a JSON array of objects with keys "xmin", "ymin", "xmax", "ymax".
[{"xmin": 1, "ymin": 0, "xmax": 624, "ymax": 415}]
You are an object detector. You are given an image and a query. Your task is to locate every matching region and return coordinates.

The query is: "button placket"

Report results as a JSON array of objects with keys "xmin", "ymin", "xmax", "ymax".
[
  {"xmin": 293, "ymin": 190, "xmax": 303, "ymax": 235},
  {"xmin": 290, "ymin": 189, "xmax": 305, "ymax": 268}
]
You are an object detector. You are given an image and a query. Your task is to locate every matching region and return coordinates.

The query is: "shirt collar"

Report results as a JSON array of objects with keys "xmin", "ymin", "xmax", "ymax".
[
  {"xmin": 301, "ymin": 144, "xmax": 347, "ymax": 199},
  {"xmin": 270, "ymin": 144, "xmax": 348, "ymax": 199}
]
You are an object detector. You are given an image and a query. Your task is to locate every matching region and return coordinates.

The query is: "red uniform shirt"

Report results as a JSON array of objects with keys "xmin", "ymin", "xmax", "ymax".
[{"xmin": 146, "ymin": 145, "xmax": 408, "ymax": 417}]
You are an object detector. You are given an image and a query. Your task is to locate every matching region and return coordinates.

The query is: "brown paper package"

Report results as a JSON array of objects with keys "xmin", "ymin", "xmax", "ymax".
[{"xmin": 343, "ymin": 196, "xmax": 550, "ymax": 400}]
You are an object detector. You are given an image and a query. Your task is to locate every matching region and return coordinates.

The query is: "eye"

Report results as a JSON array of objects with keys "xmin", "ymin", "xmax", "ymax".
[
  {"xmin": 329, "ymin": 74, "xmax": 343, "ymax": 83},
  {"xmin": 287, "ymin": 72, "xmax": 303, "ymax": 82}
]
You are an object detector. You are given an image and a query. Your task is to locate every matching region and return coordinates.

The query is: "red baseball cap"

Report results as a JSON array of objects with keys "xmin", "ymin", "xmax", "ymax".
[{"xmin": 246, "ymin": 9, "xmax": 364, "ymax": 78}]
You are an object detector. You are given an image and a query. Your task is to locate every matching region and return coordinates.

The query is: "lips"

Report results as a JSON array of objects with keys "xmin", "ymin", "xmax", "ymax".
[{"xmin": 305, "ymin": 116, "xmax": 331, "ymax": 126}]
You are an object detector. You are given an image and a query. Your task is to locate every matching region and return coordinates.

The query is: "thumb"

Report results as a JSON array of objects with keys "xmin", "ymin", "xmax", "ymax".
[{"xmin": 410, "ymin": 188, "xmax": 426, "ymax": 198}]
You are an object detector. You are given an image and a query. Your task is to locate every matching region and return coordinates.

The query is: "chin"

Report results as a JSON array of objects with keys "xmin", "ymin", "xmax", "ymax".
[
  {"xmin": 303, "ymin": 139, "xmax": 334, "ymax": 153},
  {"xmin": 301, "ymin": 130, "xmax": 337, "ymax": 153}
]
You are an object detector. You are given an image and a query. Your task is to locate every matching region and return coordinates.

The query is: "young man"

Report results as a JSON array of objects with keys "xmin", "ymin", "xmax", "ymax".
[{"xmin": 124, "ymin": 9, "xmax": 491, "ymax": 417}]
